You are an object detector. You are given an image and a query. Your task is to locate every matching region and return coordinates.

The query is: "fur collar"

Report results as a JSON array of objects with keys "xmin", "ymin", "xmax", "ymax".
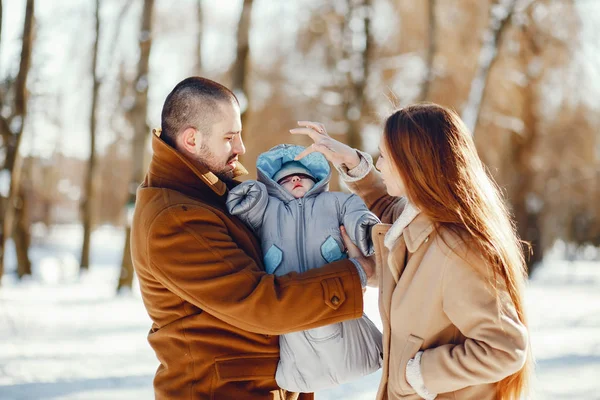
[{"xmin": 384, "ymin": 201, "xmax": 421, "ymax": 251}]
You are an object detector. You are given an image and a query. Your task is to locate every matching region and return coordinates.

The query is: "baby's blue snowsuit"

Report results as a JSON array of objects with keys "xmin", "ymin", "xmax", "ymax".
[{"xmin": 226, "ymin": 144, "xmax": 383, "ymax": 393}]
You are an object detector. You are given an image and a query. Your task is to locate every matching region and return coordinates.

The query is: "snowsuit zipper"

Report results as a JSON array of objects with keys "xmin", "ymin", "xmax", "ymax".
[{"xmin": 297, "ymin": 199, "xmax": 307, "ymax": 272}]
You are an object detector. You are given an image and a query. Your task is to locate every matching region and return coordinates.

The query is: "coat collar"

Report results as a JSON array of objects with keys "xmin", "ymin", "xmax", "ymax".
[
  {"xmin": 384, "ymin": 202, "xmax": 435, "ymax": 253},
  {"xmin": 404, "ymin": 213, "xmax": 435, "ymax": 253},
  {"xmin": 146, "ymin": 128, "xmax": 248, "ymax": 202}
]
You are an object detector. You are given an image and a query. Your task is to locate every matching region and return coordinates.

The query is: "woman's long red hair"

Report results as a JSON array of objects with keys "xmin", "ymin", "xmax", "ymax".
[{"xmin": 383, "ymin": 103, "xmax": 532, "ymax": 400}]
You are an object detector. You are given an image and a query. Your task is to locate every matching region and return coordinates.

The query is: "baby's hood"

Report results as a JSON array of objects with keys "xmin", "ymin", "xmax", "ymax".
[{"xmin": 256, "ymin": 144, "xmax": 331, "ymax": 200}]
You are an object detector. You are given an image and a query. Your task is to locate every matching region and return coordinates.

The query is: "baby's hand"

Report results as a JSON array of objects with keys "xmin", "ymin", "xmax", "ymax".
[{"xmin": 226, "ymin": 180, "xmax": 266, "ymax": 215}]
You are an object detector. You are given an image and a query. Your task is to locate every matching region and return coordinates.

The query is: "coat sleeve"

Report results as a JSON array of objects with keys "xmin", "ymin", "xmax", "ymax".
[
  {"xmin": 226, "ymin": 180, "xmax": 269, "ymax": 234},
  {"xmin": 344, "ymin": 165, "xmax": 407, "ymax": 224},
  {"xmin": 338, "ymin": 193, "xmax": 381, "ymax": 256},
  {"xmin": 418, "ymin": 244, "xmax": 529, "ymax": 394},
  {"xmin": 147, "ymin": 206, "xmax": 364, "ymax": 335}
]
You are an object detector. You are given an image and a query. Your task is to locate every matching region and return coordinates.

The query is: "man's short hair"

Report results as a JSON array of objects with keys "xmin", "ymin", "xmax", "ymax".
[{"xmin": 160, "ymin": 77, "xmax": 239, "ymax": 147}]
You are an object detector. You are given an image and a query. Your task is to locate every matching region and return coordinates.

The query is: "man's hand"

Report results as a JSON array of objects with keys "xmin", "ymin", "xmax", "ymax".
[{"xmin": 340, "ymin": 226, "xmax": 376, "ymax": 284}]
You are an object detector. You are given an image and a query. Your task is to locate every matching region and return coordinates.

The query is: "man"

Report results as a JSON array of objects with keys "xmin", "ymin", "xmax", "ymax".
[{"xmin": 131, "ymin": 77, "xmax": 374, "ymax": 400}]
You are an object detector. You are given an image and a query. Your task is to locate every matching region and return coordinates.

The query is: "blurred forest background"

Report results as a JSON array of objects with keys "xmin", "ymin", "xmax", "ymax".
[{"xmin": 0, "ymin": 0, "xmax": 599, "ymax": 291}]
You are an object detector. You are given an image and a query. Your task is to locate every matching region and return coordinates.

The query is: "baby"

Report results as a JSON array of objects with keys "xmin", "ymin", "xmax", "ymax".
[{"xmin": 226, "ymin": 144, "xmax": 382, "ymax": 393}]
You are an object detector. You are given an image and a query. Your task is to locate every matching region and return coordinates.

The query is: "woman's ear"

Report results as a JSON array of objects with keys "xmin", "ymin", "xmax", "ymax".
[{"xmin": 179, "ymin": 127, "xmax": 201, "ymax": 154}]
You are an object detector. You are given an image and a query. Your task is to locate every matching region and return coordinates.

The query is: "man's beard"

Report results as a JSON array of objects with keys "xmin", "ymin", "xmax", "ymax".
[{"xmin": 194, "ymin": 145, "xmax": 237, "ymax": 183}]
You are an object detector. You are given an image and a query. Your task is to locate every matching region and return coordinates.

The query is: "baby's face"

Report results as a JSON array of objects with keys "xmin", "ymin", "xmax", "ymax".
[{"xmin": 279, "ymin": 174, "xmax": 315, "ymax": 198}]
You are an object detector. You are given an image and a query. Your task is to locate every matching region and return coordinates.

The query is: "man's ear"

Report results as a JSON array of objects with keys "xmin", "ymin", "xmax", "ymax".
[{"xmin": 179, "ymin": 127, "xmax": 200, "ymax": 154}]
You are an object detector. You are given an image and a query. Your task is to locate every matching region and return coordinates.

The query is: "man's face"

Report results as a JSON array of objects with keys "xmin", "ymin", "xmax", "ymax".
[
  {"xmin": 192, "ymin": 101, "xmax": 245, "ymax": 182},
  {"xmin": 279, "ymin": 174, "xmax": 316, "ymax": 198}
]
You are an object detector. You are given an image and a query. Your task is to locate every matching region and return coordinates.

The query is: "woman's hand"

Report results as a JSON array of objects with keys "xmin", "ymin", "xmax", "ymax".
[
  {"xmin": 290, "ymin": 121, "xmax": 360, "ymax": 169},
  {"xmin": 340, "ymin": 226, "xmax": 375, "ymax": 283}
]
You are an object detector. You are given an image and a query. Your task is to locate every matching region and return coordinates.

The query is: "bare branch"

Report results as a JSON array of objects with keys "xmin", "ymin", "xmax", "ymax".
[
  {"xmin": 195, "ymin": 0, "xmax": 203, "ymax": 75},
  {"xmin": 419, "ymin": 0, "xmax": 436, "ymax": 102},
  {"xmin": 105, "ymin": 1, "xmax": 134, "ymax": 77},
  {"xmin": 231, "ymin": 0, "xmax": 253, "ymax": 97},
  {"xmin": 80, "ymin": 0, "xmax": 101, "ymax": 270},
  {"xmin": 0, "ymin": 0, "xmax": 4, "ymax": 55},
  {"xmin": 462, "ymin": 0, "xmax": 518, "ymax": 135},
  {"xmin": 14, "ymin": 0, "xmax": 35, "ymax": 120}
]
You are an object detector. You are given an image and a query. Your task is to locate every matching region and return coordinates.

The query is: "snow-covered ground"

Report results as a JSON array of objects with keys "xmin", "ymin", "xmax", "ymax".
[{"xmin": 1, "ymin": 225, "xmax": 599, "ymax": 399}]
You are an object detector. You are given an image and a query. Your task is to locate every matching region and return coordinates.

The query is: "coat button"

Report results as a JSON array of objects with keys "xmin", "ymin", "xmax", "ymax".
[
  {"xmin": 331, "ymin": 296, "xmax": 340, "ymax": 305},
  {"xmin": 424, "ymin": 235, "xmax": 429, "ymax": 243}
]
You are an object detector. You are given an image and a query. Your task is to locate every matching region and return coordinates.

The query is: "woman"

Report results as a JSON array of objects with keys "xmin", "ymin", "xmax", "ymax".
[{"xmin": 291, "ymin": 103, "xmax": 532, "ymax": 400}]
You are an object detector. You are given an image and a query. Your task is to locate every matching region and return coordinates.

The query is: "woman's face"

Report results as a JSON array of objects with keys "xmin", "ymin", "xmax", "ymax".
[{"xmin": 375, "ymin": 137, "xmax": 406, "ymax": 197}]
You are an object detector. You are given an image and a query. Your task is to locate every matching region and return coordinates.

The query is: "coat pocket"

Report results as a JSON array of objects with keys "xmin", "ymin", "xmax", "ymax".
[
  {"xmin": 214, "ymin": 353, "xmax": 279, "ymax": 382},
  {"xmin": 389, "ymin": 334, "xmax": 424, "ymax": 396},
  {"xmin": 263, "ymin": 245, "xmax": 283, "ymax": 274},
  {"xmin": 304, "ymin": 322, "xmax": 343, "ymax": 343},
  {"xmin": 320, "ymin": 235, "xmax": 348, "ymax": 263}
]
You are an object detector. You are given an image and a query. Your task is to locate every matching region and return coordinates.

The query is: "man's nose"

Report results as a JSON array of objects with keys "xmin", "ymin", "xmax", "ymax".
[{"xmin": 233, "ymin": 135, "xmax": 246, "ymax": 155}]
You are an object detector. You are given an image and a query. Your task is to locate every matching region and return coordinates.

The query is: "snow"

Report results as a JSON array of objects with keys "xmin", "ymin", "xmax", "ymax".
[
  {"xmin": 0, "ymin": 170, "xmax": 12, "ymax": 198},
  {"xmin": 1, "ymin": 226, "xmax": 600, "ymax": 399}
]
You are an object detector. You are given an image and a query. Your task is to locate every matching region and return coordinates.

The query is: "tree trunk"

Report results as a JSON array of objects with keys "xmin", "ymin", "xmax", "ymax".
[
  {"xmin": 14, "ymin": 185, "xmax": 31, "ymax": 278},
  {"xmin": 0, "ymin": 0, "xmax": 3, "ymax": 49},
  {"xmin": 230, "ymin": 0, "xmax": 253, "ymax": 169},
  {"xmin": 0, "ymin": 0, "xmax": 34, "ymax": 282},
  {"xmin": 117, "ymin": 0, "xmax": 154, "ymax": 293},
  {"xmin": 511, "ymin": 87, "xmax": 543, "ymax": 274},
  {"xmin": 462, "ymin": 0, "xmax": 517, "ymax": 134},
  {"xmin": 80, "ymin": 0, "xmax": 101, "ymax": 271},
  {"xmin": 232, "ymin": 0, "xmax": 252, "ymax": 95},
  {"xmin": 510, "ymin": 9, "xmax": 548, "ymax": 276},
  {"xmin": 343, "ymin": 0, "xmax": 372, "ymax": 151},
  {"xmin": 195, "ymin": 0, "xmax": 203, "ymax": 75},
  {"xmin": 418, "ymin": 0, "xmax": 436, "ymax": 102}
]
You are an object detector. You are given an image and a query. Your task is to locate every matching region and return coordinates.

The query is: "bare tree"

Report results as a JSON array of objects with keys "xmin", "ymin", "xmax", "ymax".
[
  {"xmin": 117, "ymin": 0, "xmax": 155, "ymax": 293},
  {"xmin": 231, "ymin": 0, "xmax": 253, "ymax": 120},
  {"xmin": 80, "ymin": 0, "xmax": 101, "ymax": 271},
  {"xmin": 341, "ymin": 0, "xmax": 373, "ymax": 150},
  {"xmin": 0, "ymin": 0, "xmax": 35, "ymax": 281},
  {"xmin": 14, "ymin": 159, "xmax": 32, "ymax": 278},
  {"xmin": 195, "ymin": 0, "xmax": 204, "ymax": 75},
  {"xmin": 418, "ymin": 0, "xmax": 437, "ymax": 102},
  {"xmin": 510, "ymin": 74, "xmax": 543, "ymax": 273},
  {"xmin": 511, "ymin": 0, "xmax": 583, "ymax": 272},
  {"xmin": 0, "ymin": 1, "xmax": 3, "ymax": 52},
  {"xmin": 462, "ymin": 0, "xmax": 518, "ymax": 134},
  {"xmin": 106, "ymin": 2, "xmax": 134, "ymax": 69}
]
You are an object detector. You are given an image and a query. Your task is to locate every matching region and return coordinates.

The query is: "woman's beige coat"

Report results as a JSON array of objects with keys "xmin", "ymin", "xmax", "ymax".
[{"xmin": 345, "ymin": 168, "xmax": 529, "ymax": 400}]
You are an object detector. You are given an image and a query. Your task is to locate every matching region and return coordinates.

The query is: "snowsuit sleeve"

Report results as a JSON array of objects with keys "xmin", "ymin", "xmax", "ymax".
[
  {"xmin": 338, "ymin": 193, "xmax": 381, "ymax": 256},
  {"xmin": 226, "ymin": 180, "xmax": 269, "ymax": 234}
]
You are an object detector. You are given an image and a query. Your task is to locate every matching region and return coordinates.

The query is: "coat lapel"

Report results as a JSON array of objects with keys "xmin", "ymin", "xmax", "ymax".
[
  {"xmin": 403, "ymin": 213, "xmax": 435, "ymax": 253},
  {"xmin": 387, "ymin": 239, "xmax": 407, "ymax": 284},
  {"xmin": 371, "ymin": 224, "xmax": 392, "ymax": 321}
]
